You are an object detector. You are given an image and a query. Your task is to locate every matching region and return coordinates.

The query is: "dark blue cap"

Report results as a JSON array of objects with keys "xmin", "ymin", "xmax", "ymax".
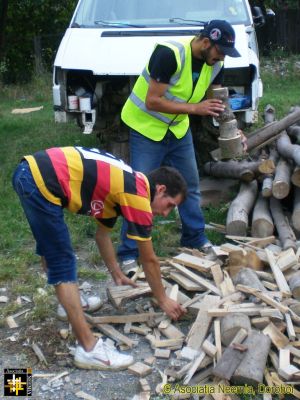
[{"xmin": 201, "ymin": 20, "xmax": 240, "ymax": 58}]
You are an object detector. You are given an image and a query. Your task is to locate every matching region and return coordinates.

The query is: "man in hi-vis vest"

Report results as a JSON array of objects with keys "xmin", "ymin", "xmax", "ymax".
[{"xmin": 118, "ymin": 20, "xmax": 241, "ymax": 273}]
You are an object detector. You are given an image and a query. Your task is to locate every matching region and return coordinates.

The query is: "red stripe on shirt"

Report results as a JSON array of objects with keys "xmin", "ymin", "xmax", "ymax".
[
  {"xmin": 121, "ymin": 205, "xmax": 152, "ymax": 226},
  {"xmin": 135, "ymin": 172, "xmax": 148, "ymax": 197},
  {"xmin": 90, "ymin": 161, "xmax": 110, "ymax": 218},
  {"xmin": 46, "ymin": 148, "xmax": 71, "ymax": 201}
]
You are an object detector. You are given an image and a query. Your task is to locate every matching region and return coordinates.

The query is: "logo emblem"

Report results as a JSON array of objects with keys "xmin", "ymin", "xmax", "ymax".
[
  {"xmin": 210, "ymin": 28, "xmax": 221, "ymax": 41},
  {"xmin": 4, "ymin": 368, "xmax": 32, "ymax": 397},
  {"xmin": 91, "ymin": 200, "xmax": 104, "ymax": 217}
]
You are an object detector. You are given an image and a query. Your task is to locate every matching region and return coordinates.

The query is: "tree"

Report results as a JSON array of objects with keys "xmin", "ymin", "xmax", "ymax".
[{"xmin": 0, "ymin": 0, "xmax": 9, "ymax": 60}]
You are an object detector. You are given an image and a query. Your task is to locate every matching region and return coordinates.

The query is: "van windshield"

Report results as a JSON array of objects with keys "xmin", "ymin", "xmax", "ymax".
[{"xmin": 73, "ymin": 0, "xmax": 251, "ymax": 28}]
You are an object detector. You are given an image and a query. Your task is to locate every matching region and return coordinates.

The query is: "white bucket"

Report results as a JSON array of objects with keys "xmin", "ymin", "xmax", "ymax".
[
  {"xmin": 79, "ymin": 96, "xmax": 91, "ymax": 111},
  {"xmin": 68, "ymin": 95, "xmax": 79, "ymax": 110}
]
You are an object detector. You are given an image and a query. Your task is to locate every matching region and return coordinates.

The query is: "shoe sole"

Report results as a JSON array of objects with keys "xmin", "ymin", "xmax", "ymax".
[
  {"xmin": 57, "ymin": 301, "xmax": 104, "ymax": 322},
  {"xmin": 74, "ymin": 359, "xmax": 133, "ymax": 371}
]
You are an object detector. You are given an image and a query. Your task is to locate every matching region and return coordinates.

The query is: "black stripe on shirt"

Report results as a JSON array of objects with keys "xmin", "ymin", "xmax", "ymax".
[
  {"xmin": 123, "ymin": 170, "xmax": 137, "ymax": 195},
  {"xmin": 78, "ymin": 155, "xmax": 98, "ymax": 215}
]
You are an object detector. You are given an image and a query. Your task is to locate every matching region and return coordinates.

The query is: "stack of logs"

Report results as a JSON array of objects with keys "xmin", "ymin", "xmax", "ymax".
[
  {"xmin": 86, "ymin": 241, "xmax": 300, "ymax": 399},
  {"xmin": 204, "ymin": 105, "xmax": 300, "ymax": 252}
]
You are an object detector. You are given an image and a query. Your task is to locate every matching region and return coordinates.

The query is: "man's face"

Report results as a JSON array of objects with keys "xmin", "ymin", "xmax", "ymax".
[
  {"xmin": 151, "ymin": 185, "xmax": 183, "ymax": 217},
  {"xmin": 200, "ymin": 43, "xmax": 225, "ymax": 66}
]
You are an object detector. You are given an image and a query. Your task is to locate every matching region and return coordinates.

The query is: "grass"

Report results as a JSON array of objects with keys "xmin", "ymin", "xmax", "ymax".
[{"xmin": 1, "ymin": 55, "xmax": 300, "ymax": 323}]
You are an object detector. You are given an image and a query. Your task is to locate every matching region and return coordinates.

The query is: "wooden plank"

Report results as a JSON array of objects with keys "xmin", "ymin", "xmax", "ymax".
[
  {"xmin": 154, "ymin": 349, "xmax": 170, "ymax": 359},
  {"xmin": 169, "ymin": 271, "xmax": 204, "ymax": 291},
  {"xmin": 285, "ymin": 313, "xmax": 296, "ymax": 341},
  {"xmin": 214, "ymin": 320, "xmax": 222, "ymax": 361},
  {"xmin": 145, "ymin": 334, "xmax": 184, "ymax": 349},
  {"xmin": 172, "ymin": 252, "xmax": 216, "ymax": 273},
  {"xmin": 168, "ymin": 261, "xmax": 220, "ymax": 295},
  {"xmin": 277, "ymin": 248, "xmax": 298, "ymax": 271},
  {"xmin": 158, "ymin": 323, "xmax": 185, "ymax": 340},
  {"xmin": 183, "ymin": 349, "xmax": 206, "ymax": 384},
  {"xmin": 208, "ymin": 306, "xmax": 273, "ymax": 317},
  {"xmin": 128, "ymin": 362, "xmax": 152, "ymax": 377},
  {"xmin": 85, "ymin": 312, "xmax": 163, "ymax": 325},
  {"xmin": 236, "ymin": 284, "xmax": 289, "ymax": 314},
  {"xmin": 263, "ymin": 322, "xmax": 289, "ymax": 349},
  {"xmin": 265, "ymin": 248, "xmax": 291, "ymax": 295},
  {"xmin": 202, "ymin": 339, "xmax": 217, "ymax": 358},
  {"xmin": 210, "ymin": 264, "xmax": 224, "ymax": 289},
  {"xmin": 107, "ymin": 284, "xmax": 152, "ymax": 308},
  {"xmin": 95, "ymin": 324, "xmax": 137, "ymax": 348},
  {"xmin": 186, "ymin": 295, "xmax": 221, "ymax": 350}
]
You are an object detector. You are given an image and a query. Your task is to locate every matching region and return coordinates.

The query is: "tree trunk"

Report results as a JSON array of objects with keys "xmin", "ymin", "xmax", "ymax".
[
  {"xmin": 226, "ymin": 181, "xmax": 258, "ymax": 236},
  {"xmin": 270, "ymin": 197, "xmax": 297, "ymax": 251},
  {"xmin": 272, "ymin": 158, "xmax": 292, "ymax": 199},
  {"xmin": 277, "ymin": 131, "xmax": 300, "ymax": 165},
  {"xmin": 232, "ymin": 330, "xmax": 271, "ymax": 387},
  {"xmin": 247, "ymin": 108, "xmax": 300, "ymax": 152},
  {"xmin": 251, "ymin": 193, "xmax": 274, "ymax": 237},
  {"xmin": 292, "ymin": 186, "xmax": 300, "ymax": 231},
  {"xmin": 0, "ymin": 0, "xmax": 9, "ymax": 60}
]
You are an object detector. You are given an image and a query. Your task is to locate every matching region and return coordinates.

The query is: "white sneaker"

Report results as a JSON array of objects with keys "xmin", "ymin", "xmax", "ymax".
[
  {"xmin": 74, "ymin": 338, "xmax": 134, "ymax": 370},
  {"xmin": 57, "ymin": 294, "xmax": 103, "ymax": 321},
  {"xmin": 120, "ymin": 259, "xmax": 138, "ymax": 277}
]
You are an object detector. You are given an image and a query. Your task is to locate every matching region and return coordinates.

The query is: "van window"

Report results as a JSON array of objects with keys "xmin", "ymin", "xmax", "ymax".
[{"xmin": 73, "ymin": 0, "xmax": 251, "ymax": 27}]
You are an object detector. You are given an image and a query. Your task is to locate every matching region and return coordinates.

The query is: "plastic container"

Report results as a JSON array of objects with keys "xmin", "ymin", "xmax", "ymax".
[
  {"xmin": 68, "ymin": 95, "xmax": 79, "ymax": 110},
  {"xmin": 79, "ymin": 96, "xmax": 91, "ymax": 111},
  {"xmin": 229, "ymin": 94, "xmax": 251, "ymax": 110}
]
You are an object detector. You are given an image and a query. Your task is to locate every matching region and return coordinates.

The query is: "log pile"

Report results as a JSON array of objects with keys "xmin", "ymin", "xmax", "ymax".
[
  {"xmin": 205, "ymin": 105, "xmax": 300, "ymax": 248},
  {"xmin": 85, "ymin": 243, "xmax": 300, "ymax": 399}
]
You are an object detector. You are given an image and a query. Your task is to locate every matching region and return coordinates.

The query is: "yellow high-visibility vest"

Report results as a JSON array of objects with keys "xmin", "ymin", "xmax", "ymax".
[{"xmin": 121, "ymin": 38, "xmax": 223, "ymax": 141}]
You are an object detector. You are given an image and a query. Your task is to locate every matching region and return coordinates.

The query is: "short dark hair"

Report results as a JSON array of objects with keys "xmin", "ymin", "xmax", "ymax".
[{"xmin": 147, "ymin": 166, "xmax": 187, "ymax": 201}]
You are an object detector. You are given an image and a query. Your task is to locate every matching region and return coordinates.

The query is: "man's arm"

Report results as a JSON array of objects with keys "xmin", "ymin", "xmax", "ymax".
[
  {"xmin": 95, "ymin": 224, "xmax": 136, "ymax": 287},
  {"xmin": 137, "ymin": 240, "xmax": 186, "ymax": 320},
  {"xmin": 145, "ymin": 78, "xmax": 225, "ymax": 117}
]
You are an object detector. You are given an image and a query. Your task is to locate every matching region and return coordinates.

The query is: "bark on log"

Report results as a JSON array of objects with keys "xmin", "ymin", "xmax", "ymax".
[
  {"xmin": 218, "ymin": 135, "xmax": 243, "ymax": 159},
  {"xmin": 212, "ymin": 87, "xmax": 235, "ymax": 122},
  {"xmin": 251, "ymin": 193, "xmax": 274, "ymax": 237},
  {"xmin": 262, "ymin": 176, "xmax": 273, "ymax": 198},
  {"xmin": 292, "ymin": 166, "xmax": 300, "ymax": 187},
  {"xmin": 272, "ymin": 158, "xmax": 292, "ymax": 199},
  {"xmin": 226, "ymin": 181, "xmax": 258, "ymax": 236},
  {"xmin": 270, "ymin": 197, "xmax": 297, "ymax": 251},
  {"xmin": 232, "ymin": 330, "xmax": 271, "ymax": 387},
  {"xmin": 220, "ymin": 313, "xmax": 251, "ymax": 346},
  {"xmin": 233, "ymin": 268, "xmax": 266, "ymax": 305},
  {"xmin": 277, "ymin": 131, "xmax": 300, "ymax": 165},
  {"xmin": 292, "ymin": 186, "xmax": 300, "ymax": 231},
  {"xmin": 246, "ymin": 108, "xmax": 300, "ymax": 152},
  {"xmin": 289, "ymin": 272, "xmax": 300, "ymax": 300},
  {"xmin": 204, "ymin": 160, "xmax": 271, "ymax": 182},
  {"xmin": 287, "ymin": 125, "xmax": 300, "ymax": 145}
]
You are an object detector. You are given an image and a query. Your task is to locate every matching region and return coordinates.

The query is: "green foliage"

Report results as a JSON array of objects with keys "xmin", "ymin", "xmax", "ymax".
[
  {"xmin": 264, "ymin": 0, "xmax": 300, "ymax": 9},
  {"xmin": 2, "ymin": 0, "xmax": 77, "ymax": 83}
]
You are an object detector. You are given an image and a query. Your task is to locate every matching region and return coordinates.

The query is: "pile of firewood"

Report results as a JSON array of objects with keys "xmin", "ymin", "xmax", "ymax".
[
  {"xmin": 205, "ymin": 105, "xmax": 300, "ymax": 252},
  {"xmin": 86, "ymin": 240, "xmax": 300, "ymax": 400}
]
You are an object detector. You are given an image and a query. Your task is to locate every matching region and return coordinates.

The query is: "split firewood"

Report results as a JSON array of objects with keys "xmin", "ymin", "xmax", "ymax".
[
  {"xmin": 270, "ymin": 197, "xmax": 297, "ymax": 251},
  {"xmin": 226, "ymin": 180, "xmax": 258, "ymax": 236},
  {"xmin": 272, "ymin": 157, "xmax": 292, "ymax": 199},
  {"xmin": 107, "ymin": 283, "xmax": 152, "ymax": 309},
  {"xmin": 251, "ymin": 193, "xmax": 274, "ymax": 237}
]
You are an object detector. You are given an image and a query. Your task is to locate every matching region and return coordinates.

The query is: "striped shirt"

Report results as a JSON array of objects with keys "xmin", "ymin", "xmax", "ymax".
[{"xmin": 24, "ymin": 147, "xmax": 152, "ymax": 241}]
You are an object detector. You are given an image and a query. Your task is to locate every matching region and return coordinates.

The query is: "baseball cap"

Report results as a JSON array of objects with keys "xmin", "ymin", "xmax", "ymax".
[{"xmin": 201, "ymin": 20, "xmax": 240, "ymax": 58}]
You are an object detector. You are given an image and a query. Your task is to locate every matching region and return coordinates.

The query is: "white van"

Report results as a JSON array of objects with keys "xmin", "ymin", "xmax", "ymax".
[{"xmin": 53, "ymin": 0, "xmax": 264, "ymax": 145}]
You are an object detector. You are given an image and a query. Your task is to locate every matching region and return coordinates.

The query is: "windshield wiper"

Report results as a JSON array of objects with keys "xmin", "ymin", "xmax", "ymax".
[
  {"xmin": 95, "ymin": 20, "xmax": 146, "ymax": 28},
  {"xmin": 169, "ymin": 18, "xmax": 206, "ymax": 26}
]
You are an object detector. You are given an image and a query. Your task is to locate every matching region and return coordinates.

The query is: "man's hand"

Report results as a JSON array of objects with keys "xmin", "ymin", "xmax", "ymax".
[
  {"xmin": 113, "ymin": 272, "xmax": 137, "ymax": 288},
  {"xmin": 239, "ymin": 130, "xmax": 248, "ymax": 152},
  {"xmin": 158, "ymin": 297, "xmax": 187, "ymax": 321},
  {"xmin": 191, "ymin": 99, "xmax": 225, "ymax": 117}
]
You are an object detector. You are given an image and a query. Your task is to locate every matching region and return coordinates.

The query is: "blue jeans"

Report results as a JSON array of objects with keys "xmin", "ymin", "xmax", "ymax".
[
  {"xmin": 12, "ymin": 161, "xmax": 76, "ymax": 285},
  {"xmin": 117, "ymin": 128, "xmax": 208, "ymax": 261}
]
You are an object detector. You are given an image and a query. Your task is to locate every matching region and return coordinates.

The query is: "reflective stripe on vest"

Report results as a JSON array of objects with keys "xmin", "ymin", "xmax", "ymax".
[{"xmin": 121, "ymin": 38, "xmax": 223, "ymax": 141}]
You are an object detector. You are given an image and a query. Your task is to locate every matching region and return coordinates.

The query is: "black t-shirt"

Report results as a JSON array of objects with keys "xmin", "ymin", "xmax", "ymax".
[{"xmin": 148, "ymin": 45, "xmax": 224, "ymax": 86}]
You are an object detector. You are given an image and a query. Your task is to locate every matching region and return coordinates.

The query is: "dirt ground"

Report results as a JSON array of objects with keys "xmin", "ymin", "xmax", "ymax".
[{"xmin": 0, "ymin": 258, "xmax": 193, "ymax": 400}]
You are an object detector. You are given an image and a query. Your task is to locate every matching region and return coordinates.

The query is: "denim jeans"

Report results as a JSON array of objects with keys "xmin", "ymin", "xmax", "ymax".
[
  {"xmin": 12, "ymin": 161, "xmax": 76, "ymax": 285},
  {"xmin": 117, "ymin": 128, "xmax": 208, "ymax": 261}
]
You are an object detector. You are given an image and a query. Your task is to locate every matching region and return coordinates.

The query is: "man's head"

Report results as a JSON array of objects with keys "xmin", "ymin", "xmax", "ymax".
[
  {"xmin": 193, "ymin": 20, "xmax": 240, "ymax": 65},
  {"xmin": 147, "ymin": 166, "xmax": 187, "ymax": 217}
]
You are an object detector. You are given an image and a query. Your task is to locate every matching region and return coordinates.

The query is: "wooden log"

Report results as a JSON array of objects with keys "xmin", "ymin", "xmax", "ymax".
[
  {"xmin": 172, "ymin": 252, "xmax": 216, "ymax": 273},
  {"xmin": 226, "ymin": 181, "xmax": 258, "ymax": 236},
  {"xmin": 270, "ymin": 197, "xmax": 297, "ymax": 251},
  {"xmin": 218, "ymin": 135, "xmax": 243, "ymax": 160},
  {"xmin": 247, "ymin": 108, "xmax": 300, "ymax": 151},
  {"xmin": 288, "ymin": 124, "xmax": 300, "ymax": 144},
  {"xmin": 232, "ymin": 330, "xmax": 271, "ymax": 387},
  {"xmin": 292, "ymin": 165, "xmax": 300, "ymax": 187},
  {"xmin": 277, "ymin": 130, "xmax": 300, "ymax": 166},
  {"xmin": 263, "ymin": 104, "xmax": 276, "ymax": 125},
  {"xmin": 272, "ymin": 157, "xmax": 292, "ymax": 199},
  {"xmin": 293, "ymin": 186, "xmax": 300, "ymax": 231},
  {"xmin": 289, "ymin": 272, "xmax": 300, "ymax": 300},
  {"xmin": 261, "ymin": 175, "xmax": 273, "ymax": 197},
  {"xmin": 220, "ymin": 313, "xmax": 251, "ymax": 346},
  {"xmin": 212, "ymin": 87, "xmax": 234, "ymax": 123},
  {"xmin": 251, "ymin": 193, "xmax": 274, "ymax": 238},
  {"xmin": 233, "ymin": 267, "xmax": 266, "ymax": 294}
]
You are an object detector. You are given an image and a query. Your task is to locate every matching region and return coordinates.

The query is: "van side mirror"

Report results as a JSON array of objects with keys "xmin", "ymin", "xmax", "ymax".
[{"xmin": 252, "ymin": 6, "xmax": 265, "ymax": 28}]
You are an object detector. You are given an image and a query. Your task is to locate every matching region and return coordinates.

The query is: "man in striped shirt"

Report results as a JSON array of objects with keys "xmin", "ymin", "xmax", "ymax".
[{"xmin": 12, "ymin": 146, "xmax": 187, "ymax": 370}]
